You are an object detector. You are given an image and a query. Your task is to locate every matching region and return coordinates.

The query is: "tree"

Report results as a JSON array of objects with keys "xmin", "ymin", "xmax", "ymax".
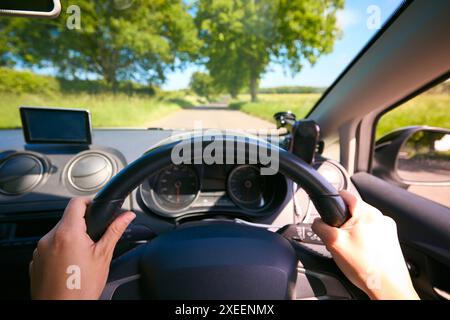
[
  {"xmin": 0, "ymin": 0, "xmax": 200, "ymax": 89},
  {"xmin": 195, "ymin": 0, "xmax": 344, "ymax": 101},
  {"xmin": 189, "ymin": 71, "xmax": 216, "ymax": 100}
]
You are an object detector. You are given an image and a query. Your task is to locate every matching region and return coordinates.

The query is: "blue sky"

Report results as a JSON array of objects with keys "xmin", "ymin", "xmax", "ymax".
[{"xmin": 163, "ymin": 0, "xmax": 404, "ymax": 90}]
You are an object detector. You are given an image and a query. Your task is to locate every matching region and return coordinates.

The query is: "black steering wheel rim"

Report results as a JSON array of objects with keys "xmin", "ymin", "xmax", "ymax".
[{"xmin": 86, "ymin": 135, "xmax": 349, "ymax": 241}]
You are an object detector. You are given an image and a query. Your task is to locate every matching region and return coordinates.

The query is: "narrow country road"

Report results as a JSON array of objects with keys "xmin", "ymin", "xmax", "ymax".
[{"xmin": 147, "ymin": 104, "xmax": 276, "ymax": 131}]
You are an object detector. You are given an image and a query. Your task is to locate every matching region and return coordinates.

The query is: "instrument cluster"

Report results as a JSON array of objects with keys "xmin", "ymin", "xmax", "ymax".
[{"xmin": 139, "ymin": 163, "xmax": 288, "ymax": 219}]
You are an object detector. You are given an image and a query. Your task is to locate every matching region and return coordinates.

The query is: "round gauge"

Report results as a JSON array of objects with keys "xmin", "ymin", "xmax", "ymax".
[
  {"xmin": 152, "ymin": 165, "xmax": 199, "ymax": 212},
  {"xmin": 227, "ymin": 165, "xmax": 273, "ymax": 211},
  {"xmin": 316, "ymin": 161, "xmax": 346, "ymax": 191}
]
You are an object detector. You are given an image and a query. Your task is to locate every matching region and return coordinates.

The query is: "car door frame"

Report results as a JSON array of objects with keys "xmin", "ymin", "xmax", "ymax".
[
  {"xmin": 348, "ymin": 73, "xmax": 450, "ymax": 300},
  {"xmin": 303, "ymin": 1, "xmax": 450, "ymax": 299}
]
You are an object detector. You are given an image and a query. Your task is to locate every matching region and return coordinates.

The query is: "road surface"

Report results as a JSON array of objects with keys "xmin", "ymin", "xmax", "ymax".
[
  {"xmin": 399, "ymin": 159, "xmax": 450, "ymax": 207},
  {"xmin": 147, "ymin": 104, "xmax": 276, "ymax": 131}
]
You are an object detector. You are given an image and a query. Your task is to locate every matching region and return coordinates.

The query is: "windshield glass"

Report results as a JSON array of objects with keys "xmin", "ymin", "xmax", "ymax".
[{"xmin": 0, "ymin": 0, "xmax": 403, "ymax": 130}]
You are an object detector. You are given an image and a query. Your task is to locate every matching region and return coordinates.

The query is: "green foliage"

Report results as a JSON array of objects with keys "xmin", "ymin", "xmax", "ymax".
[
  {"xmin": 0, "ymin": 92, "xmax": 183, "ymax": 129},
  {"xmin": 230, "ymin": 93, "xmax": 321, "ymax": 121},
  {"xmin": 230, "ymin": 93, "xmax": 450, "ymax": 139},
  {"xmin": 58, "ymin": 78, "xmax": 156, "ymax": 95},
  {"xmin": 377, "ymin": 94, "xmax": 450, "ymax": 139},
  {"xmin": 0, "ymin": 67, "xmax": 156, "ymax": 95},
  {"xmin": 195, "ymin": 0, "xmax": 343, "ymax": 101},
  {"xmin": 189, "ymin": 72, "xmax": 216, "ymax": 99},
  {"xmin": 0, "ymin": 67, "xmax": 60, "ymax": 95},
  {"xmin": 0, "ymin": 0, "xmax": 342, "ymax": 99},
  {"xmin": 0, "ymin": 0, "xmax": 200, "ymax": 87}
]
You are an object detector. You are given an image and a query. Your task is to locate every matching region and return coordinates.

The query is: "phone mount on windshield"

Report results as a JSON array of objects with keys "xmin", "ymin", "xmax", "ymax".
[{"xmin": 274, "ymin": 111, "xmax": 323, "ymax": 165}]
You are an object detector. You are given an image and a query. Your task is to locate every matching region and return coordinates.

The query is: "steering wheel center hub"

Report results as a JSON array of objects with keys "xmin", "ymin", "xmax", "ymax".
[{"xmin": 138, "ymin": 222, "xmax": 298, "ymax": 300}]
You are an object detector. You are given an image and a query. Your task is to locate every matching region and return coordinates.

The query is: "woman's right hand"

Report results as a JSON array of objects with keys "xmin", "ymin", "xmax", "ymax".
[{"xmin": 312, "ymin": 190, "xmax": 419, "ymax": 300}]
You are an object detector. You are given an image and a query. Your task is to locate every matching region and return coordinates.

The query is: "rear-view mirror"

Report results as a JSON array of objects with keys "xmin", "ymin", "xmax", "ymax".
[
  {"xmin": 374, "ymin": 126, "xmax": 450, "ymax": 186},
  {"xmin": 397, "ymin": 130, "xmax": 450, "ymax": 184}
]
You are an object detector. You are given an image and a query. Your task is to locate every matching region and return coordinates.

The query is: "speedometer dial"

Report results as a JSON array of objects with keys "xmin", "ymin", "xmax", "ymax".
[
  {"xmin": 152, "ymin": 165, "xmax": 199, "ymax": 212},
  {"xmin": 227, "ymin": 165, "xmax": 273, "ymax": 211}
]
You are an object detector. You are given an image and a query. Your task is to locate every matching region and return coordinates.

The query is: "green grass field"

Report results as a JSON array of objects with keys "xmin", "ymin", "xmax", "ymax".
[
  {"xmin": 230, "ymin": 93, "xmax": 320, "ymax": 121},
  {"xmin": 376, "ymin": 94, "xmax": 450, "ymax": 139},
  {"xmin": 231, "ymin": 93, "xmax": 450, "ymax": 139},
  {"xmin": 0, "ymin": 92, "xmax": 184, "ymax": 129},
  {"xmin": 0, "ymin": 91, "xmax": 448, "ymax": 137}
]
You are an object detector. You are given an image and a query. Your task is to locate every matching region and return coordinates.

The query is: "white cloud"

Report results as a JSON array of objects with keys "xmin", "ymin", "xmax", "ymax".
[{"xmin": 336, "ymin": 9, "xmax": 361, "ymax": 30}]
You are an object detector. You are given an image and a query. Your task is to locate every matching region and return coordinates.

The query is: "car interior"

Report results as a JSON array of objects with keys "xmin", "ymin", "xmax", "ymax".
[{"xmin": 0, "ymin": 0, "xmax": 449, "ymax": 300}]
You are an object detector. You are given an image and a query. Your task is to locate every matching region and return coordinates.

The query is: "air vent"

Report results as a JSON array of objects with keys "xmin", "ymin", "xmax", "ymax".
[
  {"xmin": 0, "ymin": 154, "xmax": 44, "ymax": 195},
  {"xmin": 67, "ymin": 152, "xmax": 114, "ymax": 192}
]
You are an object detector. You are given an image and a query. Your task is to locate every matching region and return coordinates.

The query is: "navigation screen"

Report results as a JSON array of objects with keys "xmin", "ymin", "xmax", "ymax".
[{"xmin": 20, "ymin": 107, "xmax": 91, "ymax": 144}]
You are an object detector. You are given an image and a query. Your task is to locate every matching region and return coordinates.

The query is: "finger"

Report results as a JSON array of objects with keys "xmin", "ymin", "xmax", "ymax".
[
  {"xmin": 29, "ymin": 260, "xmax": 34, "ymax": 277},
  {"xmin": 339, "ymin": 191, "xmax": 367, "ymax": 229},
  {"xmin": 96, "ymin": 211, "xmax": 136, "ymax": 253},
  {"xmin": 341, "ymin": 190, "xmax": 369, "ymax": 222},
  {"xmin": 60, "ymin": 197, "xmax": 92, "ymax": 228},
  {"xmin": 32, "ymin": 248, "xmax": 39, "ymax": 261},
  {"xmin": 312, "ymin": 218, "xmax": 340, "ymax": 247},
  {"xmin": 339, "ymin": 190, "xmax": 359, "ymax": 213},
  {"xmin": 340, "ymin": 190, "xmax": 382, "ymax": 223}
]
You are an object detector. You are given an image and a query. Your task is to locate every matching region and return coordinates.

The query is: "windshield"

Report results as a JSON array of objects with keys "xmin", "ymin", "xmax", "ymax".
[{"xmin": 0, "ymin": 0, "xmax": 403, "ymax": 131}]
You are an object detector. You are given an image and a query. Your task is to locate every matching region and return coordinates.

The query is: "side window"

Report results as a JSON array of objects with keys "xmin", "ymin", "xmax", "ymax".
[{"xmin": 374, "ymin": 79, "xmax": 450, "ymax": 207}]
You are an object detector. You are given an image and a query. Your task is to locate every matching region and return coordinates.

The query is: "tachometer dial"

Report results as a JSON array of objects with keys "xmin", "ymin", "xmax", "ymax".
[
  {"xmin": 152, "ymin": 165, "xmax": 199, "ymax": 212},
  {"xmin": 227, "ymin": 165, "xmax": 273, "ymax": 211}
]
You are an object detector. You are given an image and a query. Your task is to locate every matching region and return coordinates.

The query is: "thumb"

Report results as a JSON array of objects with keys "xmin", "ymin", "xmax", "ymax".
[
  {"xmin": 96, "ymin": 211, "xmax": 136, "ymax": 253},
  {"xmin": 312, "ymin": 218, "xmax": 340, "ymax": 247}
]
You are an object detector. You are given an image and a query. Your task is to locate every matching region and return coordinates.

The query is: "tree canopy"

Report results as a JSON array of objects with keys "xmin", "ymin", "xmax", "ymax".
[
  {"xmin": 189, "ymin": 71, "xmax": 217, "ymax": 100},
  {"xmin": 0, "ymin": 0, "xmax": 343, "ymax": 97},
  {"xmin": 0, "ymin": 0, "xmax": 200, "ymax": 89},
  {"xmin": 195, "ymin": 0, "xmax": 344, "ymax": 101}
]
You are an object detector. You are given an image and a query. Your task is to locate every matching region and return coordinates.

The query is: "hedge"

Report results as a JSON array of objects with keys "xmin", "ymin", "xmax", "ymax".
[
  {"xmin": 0, "ymin": 67, "xmax": 60, "ymax": 95},
  {"xmin": 0, "ymin": 67, "xmax": 156, "ymax": 96}
]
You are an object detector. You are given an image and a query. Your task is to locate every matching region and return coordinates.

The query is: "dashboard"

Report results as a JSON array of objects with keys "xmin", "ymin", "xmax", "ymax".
[
  {"xmin": 0, "ymin": 128, "xmax": 353, "ymax": 234},
  {"xmin": 0, "ymin": 129, "xmax": 352, "ymax": 228},
  {"xmin": 0, "ymin": 128, "xmax": 358, "ymax": 299}
]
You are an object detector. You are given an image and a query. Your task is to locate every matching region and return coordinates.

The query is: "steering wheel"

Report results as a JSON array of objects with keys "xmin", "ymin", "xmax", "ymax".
[{"xmin": 86, "ymin": 136, "xmax": 350, "ymax": 299}]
